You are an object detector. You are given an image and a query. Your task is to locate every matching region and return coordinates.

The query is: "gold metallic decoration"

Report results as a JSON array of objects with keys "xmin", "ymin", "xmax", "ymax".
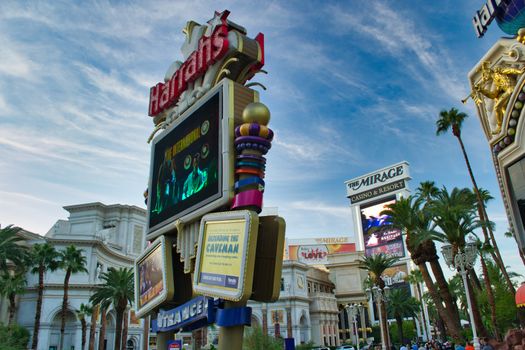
[
  {"xmin": 517, "ymin": 28, "xmax": 525, "ymax": 44},
  {"xmin": 465, "ymin": 60, "xmax": 525, "ymax": 134},
  {"xmin": 214, "ymin": 57, "xmax": 240, "ymax": 86},
  {"xmin": 242, "ymin": 102, "xmax": 271, "ymax": 125},
  {"xmin": 183, "ymin": 21, "xmax": 200, "ymax": 37}
]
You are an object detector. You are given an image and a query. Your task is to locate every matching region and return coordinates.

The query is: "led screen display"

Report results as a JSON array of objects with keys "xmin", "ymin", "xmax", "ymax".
[
  {"xmin": 137, "ymin": 243, "xmax": 164, "ymax": 308},
  {"xmin": 360, "ymin": 196, "xmax": 405, "ymax": 258},
  {"xmin": 149, "ymin": 92, "xmax": 221, "ymax": 231}
]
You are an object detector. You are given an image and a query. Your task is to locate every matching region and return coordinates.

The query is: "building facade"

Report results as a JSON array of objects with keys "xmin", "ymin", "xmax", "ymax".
[
  {"xmin": 248, "ymin": 260, "xmax": 340, "ymax": 347},
  {"xmin": 16, "ymin": 202, "xmax": 148, "ymax": 350}
]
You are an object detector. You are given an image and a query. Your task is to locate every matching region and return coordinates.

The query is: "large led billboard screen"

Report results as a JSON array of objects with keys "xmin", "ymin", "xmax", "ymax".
[
  {"xmin": 360, "ymin": 197, "xmax": 405, "ymax": 258},
  {"xmin": 148, "ymin": 91, "xmax": 222, "ymax": 234}
]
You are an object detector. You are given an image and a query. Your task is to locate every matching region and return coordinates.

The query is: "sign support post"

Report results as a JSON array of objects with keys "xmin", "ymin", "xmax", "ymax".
[{"xmin": 218, "ymin": 301, "xmax": 246, "ymax": 350}]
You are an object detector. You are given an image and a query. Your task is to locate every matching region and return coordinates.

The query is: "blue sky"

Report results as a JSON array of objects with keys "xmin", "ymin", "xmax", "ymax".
[{"xmin": 1, "ymin": 1, "xmax": 523, "ymax": 275}]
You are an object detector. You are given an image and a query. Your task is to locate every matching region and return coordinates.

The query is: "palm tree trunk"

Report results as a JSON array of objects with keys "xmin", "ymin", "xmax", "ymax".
[
  {"xmin": 8, "ymin": 292, "xmax": 16, "ymax": 326},
  {"xmin": 142, "ymin": 315, "xmax": 150, "ymax": 350},
  {"xmin": 380, "ymin": 301, "xmax": 390, "ymax": 350},
  {"xmin": 479, "ymin": 254, "xmax": 500, "ymax": 340},
  {"xmin": 466, "ymin": 273, "xmax": 489, "ymax": 338},
  {"xmin": 115, "ymin": 304, "xmax": 125, "ymax": 350},
  {"xmin": 89, "ymin": 304, "xmax": 99, "ymax": 350},
  {"xmin": 31, "ymin": 265, "xmax": 45, "ymax": 350},
  {"xmin": 121, "ymin": 308, "xmax": 128, "ymax": 350},
  {"xmin": 415, "ymin": 283, "xmax": 430, "ymax": 340},
  {"xmin": 98, "ymin": 307, "xmax": 106, "ymax": 350},
  {"xmin": 458, "ymin": 135, "xmax": 514, "ymax": 295},
  {"xmin": 396, "ymin": 316, "xmax": 403, "ymax": 345},
  {"xmin": 59, "ymin": 269, "xmax": 72, "ymax": 350},
  {"xmin": 81, "ymin": 318, "xmax": 87, "ymax": 350},
  {"xmin": 428, "ymin": 259, "xmax": 462, "ymax": 328},
  {"xmin": 418, "ymin": 262, "xmax": 463, "ymax": 342}
]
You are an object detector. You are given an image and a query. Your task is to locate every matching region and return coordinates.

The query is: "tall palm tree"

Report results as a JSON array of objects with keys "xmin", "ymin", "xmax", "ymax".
[
  {"xmin": 406, "ymin": 269, "xmax": 430, "ymax": 340},
  {"xmin": 0, "ymin": 271, "xmax": 27, "ymax": 325},
  {"xmin": 90, "ymin": 267, "xmax": 134, "ymax": 350},
  {"xmin": 426, "ymin": 187, "xmax": 489, "ymax": 338},
  {"xmin": 98, "ymin": 306, "xmax": 108, "ymax": 350},
  {"xmin": 436, "ymin": 108, "xmax": 512, "ymax": 294},
  {"xmin": 30, "ymin": 243, "xmax": 59, "ymax": 350},
  {"xmin": 386, "ymin": 288, "xmax": 420, "ymax": 344},
  {"xmin": 59, "ymin": 245, "xmax": 88, "ymax": 350},
  {"xmin": 121, "ymin": 308, "xmax": 129, "ymax": 350},
  {"xmin": 75, "ymin": 303, "xmax": 92, "ymax": 350},
  {"xmin": 381, "ymin": 196, "xmax": 463, "ymax": 341},
  {"xmin": 0, "ymin": 225, "xmax": 28, "ymax": 272},
  {"xmin": 359, "ymin": 254, "xmax": 399, "ymax": 350},
  {"xmin": 416, "ymin": 181, "xmax": 439, "ymax": 203}
]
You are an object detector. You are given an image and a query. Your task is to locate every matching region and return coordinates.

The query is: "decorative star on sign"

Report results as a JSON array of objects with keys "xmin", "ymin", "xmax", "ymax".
[{"xmin": 207, "ymin": 10, "xmax": 230, "ymax": 30}]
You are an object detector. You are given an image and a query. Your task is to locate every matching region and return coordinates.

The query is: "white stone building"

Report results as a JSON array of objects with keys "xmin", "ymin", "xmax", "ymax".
[
  {"xmin": 16, "ymin": 202, "xmax": 148, "ymax": 350},
  {"xmin": 248, "ymin": 260, "xmax": 340, "ymax": 347}
]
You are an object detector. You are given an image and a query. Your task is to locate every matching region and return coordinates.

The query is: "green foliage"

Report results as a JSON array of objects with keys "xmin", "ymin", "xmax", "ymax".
[
  {"xmin": 359, "ymin": 254, "xmax": 400, "ymax": 287},
  {"xmin": 30, "ymin": 243, "xmax": 60, "ymax": 274},
  {"xmin": 243, "ymin": 326, "xmax": 284, "ymax": 350},
  {"xmin": 89, "ymin": 267, "xmax": 134, "ymax": 309},
  {"xmin": 59, "ymin": 245, "xmax": 88, "ymax": 275},
  {"xmin": 0, "ymin": 323, "xmax": 30, "ymax": 350},
  {"xmin": 388, "ymin": 321, "xmax": 417, "ymax": 345},
  {"xmin": 295, "ymin": 341, "xmax": 316, "ymax": 349},
  {"xmin": 0, "ymin": 225, "xmax": 28, "ymax": 272},
  {"xmin": 370, "ymin": 325, "xmax": 381, "ymax": 343}
]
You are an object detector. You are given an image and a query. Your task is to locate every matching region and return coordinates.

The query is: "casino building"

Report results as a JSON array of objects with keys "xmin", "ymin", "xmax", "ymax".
[
  {"xmin": 467, "ymin": 1, "xmax": 525, "ymax": 258},
  {"xmin": 14, "ymin": 203, "xmax": 148, "ymax": 350}
]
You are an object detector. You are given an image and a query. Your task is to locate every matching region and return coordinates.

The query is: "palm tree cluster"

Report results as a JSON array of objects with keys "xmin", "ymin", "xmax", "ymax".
[
  {"xmin": 359, "ymin": 107, "xmax": 522, "ymax": 343},
  {"xmin": 0, "ymin": 225, "xmax": 134, "ymax": 350}
]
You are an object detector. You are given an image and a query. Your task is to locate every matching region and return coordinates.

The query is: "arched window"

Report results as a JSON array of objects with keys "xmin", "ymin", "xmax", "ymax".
[{"xmin": 126, "ymin": 339, "xmax": 136, "ymax": 350}]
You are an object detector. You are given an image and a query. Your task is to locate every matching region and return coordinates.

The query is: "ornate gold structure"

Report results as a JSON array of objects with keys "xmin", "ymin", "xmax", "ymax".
[{"xmin": 466, "ymin": 60, "xmax": 525, "ymax": 134}]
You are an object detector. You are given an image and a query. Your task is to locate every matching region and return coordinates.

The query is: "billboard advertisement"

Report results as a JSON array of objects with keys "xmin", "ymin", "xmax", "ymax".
[
  {"xmin": 148, "ymin": 91, "xmax": 221, "ymax": 234},
  {"xmin": 287, "ymin": 237, "xmax": 355, "ymax": 265},
  {"xmin": 360, "ymin": 197, "xmax": 405, "ymax": 258}
]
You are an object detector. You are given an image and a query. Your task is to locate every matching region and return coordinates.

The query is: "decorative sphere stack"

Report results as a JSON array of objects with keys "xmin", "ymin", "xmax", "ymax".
[{"xmin": 231, "ymin": 102, "xmax": 273, "ymax": 213}]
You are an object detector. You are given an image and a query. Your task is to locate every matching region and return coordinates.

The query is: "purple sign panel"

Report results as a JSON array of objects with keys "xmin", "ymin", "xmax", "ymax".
[{"xmin": 361, "ymin": 197, "xmax": 405, "ymax": 258}]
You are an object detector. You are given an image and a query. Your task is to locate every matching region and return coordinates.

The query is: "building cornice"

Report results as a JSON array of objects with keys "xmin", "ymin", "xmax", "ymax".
[{"xmin": 45, "ymin": 238, "xmax": 136, "ymax": 263}]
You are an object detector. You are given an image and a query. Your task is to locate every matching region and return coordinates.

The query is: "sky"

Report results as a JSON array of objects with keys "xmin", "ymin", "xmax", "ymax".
[{"xmin": 1, "ymin": 1, "xmax": 524, "ymax": 277}]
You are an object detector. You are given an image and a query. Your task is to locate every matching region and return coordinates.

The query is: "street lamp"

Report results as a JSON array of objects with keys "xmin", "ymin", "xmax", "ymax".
[
  {"xmin": 441, "ymin": 242, "xmax": 479, "ymax": 350},
  {"xmin": 346, "ymin": 304, "xmax": 365, "ymax": 350},
  {"xmin": 366, "ymin": 286, "xmax": 390, "ymax": 350}
]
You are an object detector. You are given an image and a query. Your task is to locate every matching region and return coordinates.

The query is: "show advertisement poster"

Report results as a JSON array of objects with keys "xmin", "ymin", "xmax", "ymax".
[
  {"xmin": 138, "ymin": 244, "xmax": 164, "ymax": 308},
  {"xmin": 149, "ymin": 92, "xmax": 220, "ymax": 231},
  {"xmin": 287, "ymin": 237, "xmax": 355, "ymax": 265},
  {"xmin": 360, "ymin": 197, "xmax": 405, "ymax": 258},
  {"xmin": 198, "ymin": 219, "xmax": 246, "ymax": 291}
]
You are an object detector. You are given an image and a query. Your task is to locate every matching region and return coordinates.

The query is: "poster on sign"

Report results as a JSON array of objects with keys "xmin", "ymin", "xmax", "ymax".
[
  {"xmin": 194, "ymin": 210, "xmax": 259, "ymax": 302},
  {"xmin": 360, "ymin": 197, "xmax": 405, "ymax": 258},
  {"xmin": 287, "ymin": 239, "xmax": 355, "ymax": 265}
]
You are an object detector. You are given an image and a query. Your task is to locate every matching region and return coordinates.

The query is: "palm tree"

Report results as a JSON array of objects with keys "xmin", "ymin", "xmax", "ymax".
[
  {"xmin": 381, "ymin": 195, "xmax": 463, "ymax": 341},
  {"xmin": 406, "ymin": 269, "xmax": 430, "ymax": 340},
  {"xmin": 359, "ymin": 254, "xmax": 399, "ymax": 350},
  {"xmin": 426, "ymin": 187, "xmax": 489, "ymax": 338},
  {"xmin": 0, "ymin": 225, "xmax": 28, "ymax": 272},
  {"xmin": 90, "ymin": 267, "xmax": 134, "ymax": 350},
  {"xmin": 30, "ymin": 243, "xmax": 59, "ymax": 350},
  {"xmin": 98, "ymin": 305, "xmax": 108, "ymax": 350},
  {"xmin": 75, "ymin": 303, "xmax": 92, "ymax": 350},
  {"xmin": 0, "ymin": 271, "xmax": 27, "ymax": 325},
  {"xmin": 386, "ymin": 288, "xmax": 420, "ymax": 344},
  {"xmin": 59, "ymin": 245, "xmax": 88, "ymax": 350},
  {"xmin": 416, "ymin": 181, "xmax": 439, "ymax": 203},
  {"xmin": 436, "ymin": 108, "xmax": 512, "ymax": 294}
]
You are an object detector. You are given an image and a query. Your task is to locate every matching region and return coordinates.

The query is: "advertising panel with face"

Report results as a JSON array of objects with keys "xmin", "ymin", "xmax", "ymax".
[
  {"xmin": 138, "ymin": 243, "xmax": 164, "ymax": 309},
  {"xmin": 149, "ymin": 92, "xmax": 221, "ymax": 232},
  {"xmin": 360, "ymin": 197, "xmax": 405, "ymax": 258}
]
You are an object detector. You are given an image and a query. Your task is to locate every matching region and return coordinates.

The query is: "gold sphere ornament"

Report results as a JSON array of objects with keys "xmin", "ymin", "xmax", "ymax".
[{"xmin": 242, "ymin": 102, "xmax": 270, "ymax": 125}]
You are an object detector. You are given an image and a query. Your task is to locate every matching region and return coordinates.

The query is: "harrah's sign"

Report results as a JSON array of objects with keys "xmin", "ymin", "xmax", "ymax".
[
  {"xmin": 148, "ymin": 24, "xmax": 229, "ymax": 117},
  {"xmin": 345, "ymin": 161, "xmax": 410, "ymax": 198}
]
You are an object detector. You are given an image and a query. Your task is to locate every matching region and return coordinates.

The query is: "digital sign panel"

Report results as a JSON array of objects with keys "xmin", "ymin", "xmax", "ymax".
[
  {"xmin": 134, "ymin": 236, "xmax": 174, "ymax": 318},
  {"xmin": 148, "ymin": 91, "xmax": 221, "ymax": 234},
  {"xmin": 360, "ymin": 197, "xmax": 405, "ymax": 258}
]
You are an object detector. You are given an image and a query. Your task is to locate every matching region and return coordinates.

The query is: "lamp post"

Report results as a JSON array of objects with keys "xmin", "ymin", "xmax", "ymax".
[
  {"xmin": 441, "ymin": 242, "xmax": 479, "ymax": 350},
  {"xmin": 366, "ymin": 286, "xmax": 390, "ymax": 350},
  {"xmin": 346, "ymin": 304, "xmax": 365, "ymax": 350}
]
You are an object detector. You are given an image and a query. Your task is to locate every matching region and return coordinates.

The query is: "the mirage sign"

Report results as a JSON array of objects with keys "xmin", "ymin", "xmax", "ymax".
[{"xmin": 345, "ymin": 161, "xmax": 410, "ymax": 199}]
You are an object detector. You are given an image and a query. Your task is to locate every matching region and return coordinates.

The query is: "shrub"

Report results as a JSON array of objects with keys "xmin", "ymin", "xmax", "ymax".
[{"xmin": 0, "ymin": 323, "xmax": 30, "ymax": 350}]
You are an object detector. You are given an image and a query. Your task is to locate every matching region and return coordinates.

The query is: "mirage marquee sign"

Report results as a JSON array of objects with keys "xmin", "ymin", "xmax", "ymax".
[{"xmin": 345, "ymin": 161, "xmax": 410, "ymax": 203}]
